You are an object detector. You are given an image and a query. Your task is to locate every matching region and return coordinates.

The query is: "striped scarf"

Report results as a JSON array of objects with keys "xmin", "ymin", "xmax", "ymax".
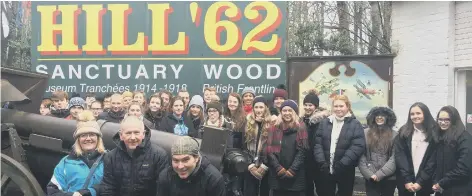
[{"xmin": 266, "ymin": 122, "xmax": 309, "ymax": 154}]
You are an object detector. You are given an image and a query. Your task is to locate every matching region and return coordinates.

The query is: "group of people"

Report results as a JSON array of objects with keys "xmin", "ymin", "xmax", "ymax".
[{"xmin": 39, "ymin": 84, "xmax": 472, "ymax": 196}]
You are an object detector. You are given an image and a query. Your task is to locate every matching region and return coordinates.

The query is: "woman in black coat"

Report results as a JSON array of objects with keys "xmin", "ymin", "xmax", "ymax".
[
  {"xmin": 242, "ymin": 96, "xmax": 272, "ymax": 196},
  {"xmin": 432, "ymin": 105, "xmax": 472, "ymax": 196},
  {"xmin": 265, "ymin": 100, "xmax": 309, "ymax": 196},
  {"xmin": 394, "ymin": 102, "xmax": 437, "ymax": 196},
  {"xmin": 313, "ymin": 95, "xmax": 365, "ymax": 196}
]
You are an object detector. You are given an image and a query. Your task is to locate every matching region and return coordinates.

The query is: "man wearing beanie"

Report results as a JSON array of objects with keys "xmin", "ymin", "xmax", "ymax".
[
  {"xmin": 158, "ymin": 136, "xmax": 225, "ymax": 196},
  {"xmin": 301, "ymin": 90, "xmax": 330, "ymax": 196},
  {"xmin": 66, "ymin": 97, "xmax": 86, "ymax": 120},
  {"xmin": 47, "ymin": 110, "xmax": 106, "ymax": 196},
  {"xmin": 242, "ymin": 86, "xmax": 256, "ymax": 114},
  {"xmin": 100, "ymin": 116, "xmax": 168, "ymax": 196}
]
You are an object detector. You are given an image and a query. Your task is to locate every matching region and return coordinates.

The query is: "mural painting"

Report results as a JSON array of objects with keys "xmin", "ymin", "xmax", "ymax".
[{"xmin": 288, "ymin": 56, "xmax": 393, "ymax": 125}]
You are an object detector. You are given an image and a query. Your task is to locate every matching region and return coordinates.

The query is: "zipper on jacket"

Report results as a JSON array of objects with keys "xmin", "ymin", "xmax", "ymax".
[{"xmin": 130, "ymin": 153, "xmax": 135, "ymax": 195}]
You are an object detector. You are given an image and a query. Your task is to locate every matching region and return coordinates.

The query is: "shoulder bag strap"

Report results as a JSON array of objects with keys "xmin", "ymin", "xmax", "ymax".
[{"xmin": 81, "ymin": 154, "xmax": 104, "ymax": 189}]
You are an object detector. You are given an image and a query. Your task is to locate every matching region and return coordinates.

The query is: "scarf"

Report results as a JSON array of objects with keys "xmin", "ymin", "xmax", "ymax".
[
  {"xmin": 205, "ymin": 115, "xmax": 225, "ymax": 128},
  {"xmin": 243, "ymin": 105, "xmax": 253, "ymax": 114},
  {"xmin": 266, "ymin": 122, "xmax": 309, "ymax": 154},
  {"xmin": 173, "ymin": 114, "xmax": 188, "ymax": 136}
]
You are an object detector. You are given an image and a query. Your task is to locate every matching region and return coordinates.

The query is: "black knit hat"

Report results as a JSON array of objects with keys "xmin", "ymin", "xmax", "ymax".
[
  {"xmin": 303, "ymin": 92, "xmax": 320, "ymax": 108},
  {"xmin": 206, "ymin": 101, "xmax": 222, "ymax": 114},
  {"xmin": 252, "ymin": 96, "xmax": 267, "ymax": 107}
]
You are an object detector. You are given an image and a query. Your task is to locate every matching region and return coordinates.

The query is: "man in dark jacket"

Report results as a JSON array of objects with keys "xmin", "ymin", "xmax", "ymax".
[
  {"xmin": 98, "ymin": 93, "xmax": 125, "ymax": 123},
  {"xmin": 99, "ymin": 116, "xmax": 169, "ymax": 196},
  {"xmin": 157, "ymin": 136, "xmax": 226, "ymax": 196}
]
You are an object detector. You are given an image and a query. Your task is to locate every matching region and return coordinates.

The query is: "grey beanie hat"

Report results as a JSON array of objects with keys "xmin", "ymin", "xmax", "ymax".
[
  {"xmin": 242, "ymin": 87, "xmax": 256, "ymax": 96},
  {"xmin": 188, "ymin": 95, "xmax": 204, "ymax": 109},
  {"xmin": 69, "ymin": 97, "xmax": 86, "ymax": 110},
  {"xmin": 171, "ymin": 136, "xmax": 200, "ymax": 156}
]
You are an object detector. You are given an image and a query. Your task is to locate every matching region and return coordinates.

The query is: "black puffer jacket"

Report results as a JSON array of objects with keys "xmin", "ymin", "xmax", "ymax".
[
  {"xmin": 144, "ymin": 110, "xmax": 166, "ymax": 130},
  {"xmin": 51, "ymin": 108, "xmax": 70, "ymax": 118},
  {"xmin": 98, "ymin": 110, "xmax": 125, "ymax": 123},
  {"xmin": 99, "ymin": 128, "xmax": 169, "ymax": 196},
  {"xmin": 157, "ymin": 156, "xmax": 226, "ymax": 196},
  {"xmin": 434, "ymin": 131, "xmax": 472, "ymax": 195},
  {"xmin": 313, "ymin": 115, "xmax": 366, "ymax": 175}
]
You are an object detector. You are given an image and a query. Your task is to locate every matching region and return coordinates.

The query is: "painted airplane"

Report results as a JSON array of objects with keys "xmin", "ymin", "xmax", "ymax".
[{"xmin": 353, "ymin": 79, "xmax": 376, "ymax": 99}]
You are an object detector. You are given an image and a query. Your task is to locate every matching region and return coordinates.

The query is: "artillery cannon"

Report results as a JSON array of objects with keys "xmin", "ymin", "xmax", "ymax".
[{"xmin": 1, "ymin": 67, "xmax": 251, "ymax": 196}]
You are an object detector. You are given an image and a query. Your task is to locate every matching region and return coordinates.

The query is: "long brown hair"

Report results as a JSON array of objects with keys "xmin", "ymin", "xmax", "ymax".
[
  {"xmin": 187, "ymin": 103, "xmax": 204, "ymax": 120},
  {"xmin": 366, "ymin": 128, "xmax": 393, "ymax": 153},
  {"xmin": 366, "ymin": 107, "xmax": 397, "ymax": 152},
  {"xmin": 224, "ymin": 93, "xmax": 245, "ymax": 131}
]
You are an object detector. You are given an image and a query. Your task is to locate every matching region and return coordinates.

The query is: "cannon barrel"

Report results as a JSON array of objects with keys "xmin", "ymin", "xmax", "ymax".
[
  {"xmin": 1, "ymin": 108, "xmax": 251, "ymax": 193},
  {"xmin": 1, "ymin": 109, "xmax": 206, "ymax": 158},
  {"xmin": 6, "ymin": 109, "xmax": 192, "ymax": 147}
]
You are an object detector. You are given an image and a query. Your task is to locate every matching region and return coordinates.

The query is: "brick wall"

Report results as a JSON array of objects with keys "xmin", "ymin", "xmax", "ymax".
[
  {"xmin": 391, "ymin": 2, "xmax": 452, "ymax": 125},
  {"xmin": 455, "ymin": 2, "xmax": 472, "ymax": 68}
]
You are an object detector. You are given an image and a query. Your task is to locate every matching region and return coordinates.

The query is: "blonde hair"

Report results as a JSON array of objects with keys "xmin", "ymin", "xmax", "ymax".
[
  {"xmin": 332, "ymin": 95, "xmax": 354, "ymax": 115},
  {"xmin": 122, "ymin": 91, "xmax": 133, "ymax": 98},
  {"xmin": 133, "ymin": 90, "xmax": 145, "ymax": 98},
  {"xmin": 73, "ymin": 137, "xmax": 106, "ymax": 156},
  {"xmin": 276, "ymin": 107, "xmax": 300, "ymax": 129},
  {"xmin": 245, "ymin": 106, "xmax": 271, "ymax": 143},
  {"xmin": 73, "ymin": 110, "xmax": 105, "ymax": 156}
]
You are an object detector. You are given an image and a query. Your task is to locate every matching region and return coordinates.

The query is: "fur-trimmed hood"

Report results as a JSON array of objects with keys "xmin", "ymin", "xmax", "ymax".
[
  {"xmin": 308, "ymin": 107, "xmax": 331, "ymax": 125},
  {"xmin": 366, "ymin": 106, "xmax": 396, "ymax": 128}
]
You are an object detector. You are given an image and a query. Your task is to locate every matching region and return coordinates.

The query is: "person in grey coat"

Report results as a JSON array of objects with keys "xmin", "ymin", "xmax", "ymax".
[{"xmin": 359, "ymin": 107, "xmax": 398, "ymax": 196}]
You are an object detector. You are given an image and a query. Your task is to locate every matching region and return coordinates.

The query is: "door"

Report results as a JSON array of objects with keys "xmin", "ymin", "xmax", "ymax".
[{"xmin": 466, "ymin": 71, "xmax": 472, "ymax": 133}]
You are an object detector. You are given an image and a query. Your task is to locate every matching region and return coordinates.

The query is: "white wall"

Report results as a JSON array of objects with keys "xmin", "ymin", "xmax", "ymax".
[
  {"xmin": 455, "ymin": 2, "xmax": 472, "ymax": 69},
  {"xmin": 454, "ymin": 1, "xmax": 472, "ymax": 120},
  {"xmin": 391, "ymin": 1, "xmax": 452, "ymax": 125}
]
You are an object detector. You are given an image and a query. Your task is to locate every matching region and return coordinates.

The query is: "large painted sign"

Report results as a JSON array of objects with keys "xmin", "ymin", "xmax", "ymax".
[
  {"xmin": 31, "ymin": 2, "xmax": 287, "ymax": 97},
  {"xmin": 288, "ymin": 56, "xmax": 393, "ymax": 125}
]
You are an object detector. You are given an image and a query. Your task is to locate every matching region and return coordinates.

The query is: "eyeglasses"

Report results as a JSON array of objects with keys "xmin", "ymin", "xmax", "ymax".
[
  {"xmin": 437, "ymin": 118, "xmax": 451, "ymax": 123},
  {"xmin": 80, "ymin": 133, "xmax": 98, "ymax": 139},
  {"xmin": 208, "ymin": 109, "xmax": 218, "ymax": 113}
]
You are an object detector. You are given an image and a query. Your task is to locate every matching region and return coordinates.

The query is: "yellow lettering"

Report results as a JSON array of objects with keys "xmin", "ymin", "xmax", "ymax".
[
  {"xmin": 37, "ymin": 5, "xmax": 79, "ymax": 54},
  {"xmin": 107, "ymin": 4, "xmax": 146, "ymax": 54},
  {"xmin": 242, "ymin": 2, "xmax": 282, "ymax": 55},
  {"xmin": 204, "ymin": 2, "xmax": 242, "ymax": 56},
  {"xmin": 82, "ymin": 5, "xmax": 106, "ymax": 54},
  {"xmin": 148, "ymin": 4, "xmax": 188, "ymax": 54}
]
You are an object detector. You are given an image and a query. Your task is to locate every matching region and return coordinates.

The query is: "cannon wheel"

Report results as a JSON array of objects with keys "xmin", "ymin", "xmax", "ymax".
[{"xmin": 1, "ymin": 153, "xmax": 44, "ymax": 196}]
